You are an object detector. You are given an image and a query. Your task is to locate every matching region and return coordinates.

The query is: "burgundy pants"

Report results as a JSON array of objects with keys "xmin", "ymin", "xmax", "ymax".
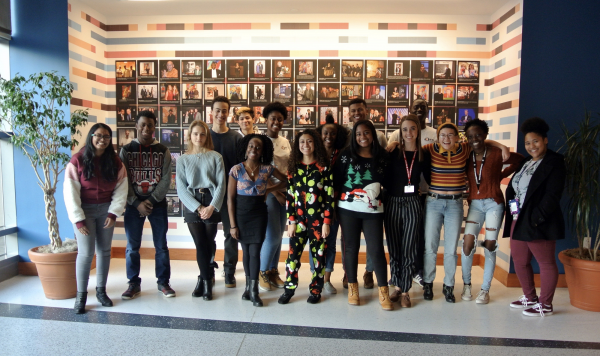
[{"xmin": 510, "ymin": 221, "xmax": 559, "ymax": 305}]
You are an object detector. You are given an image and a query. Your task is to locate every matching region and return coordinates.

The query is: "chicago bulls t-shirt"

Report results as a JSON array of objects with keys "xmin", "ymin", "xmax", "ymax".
[{"xmin": 333, "ymin": 148, "xmax": 388, "ymax": 218}]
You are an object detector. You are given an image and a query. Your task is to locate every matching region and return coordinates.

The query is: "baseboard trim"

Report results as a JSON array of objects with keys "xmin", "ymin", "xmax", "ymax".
[
  {"xmin": 0, "ymin": 255, "xmax": 19, "ymax": 282},
  {"xmin": 18, "ymin": 256, "xmax": 96, "ymax": 276}
]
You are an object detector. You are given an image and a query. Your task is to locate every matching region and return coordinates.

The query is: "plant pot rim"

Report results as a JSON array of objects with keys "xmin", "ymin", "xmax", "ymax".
[
  {"xmin": 559, "ymin": 250, "xmax": 600, "ymax": 267},
  {"xmin": 28, "ymin": 246, "xmax": 78, "ymax": 256}
]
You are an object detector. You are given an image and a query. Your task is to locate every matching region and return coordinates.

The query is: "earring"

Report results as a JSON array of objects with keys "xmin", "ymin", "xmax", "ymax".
[{"xmin": 245, "ymin": 153, "xmax": 248, "ymax": 160}]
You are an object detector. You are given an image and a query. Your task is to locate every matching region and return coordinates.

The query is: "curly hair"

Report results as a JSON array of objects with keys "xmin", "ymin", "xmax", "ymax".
[
  {"xmin": 317, "ymin": 122, "xmax": 348, "ymax": 151},
  {"xmin": 82, "ymin": 123, "xmax": 119, "ymax": 181},
  {"xmin": 237, "ymin": 133, "xmax": 274, "ymax": 164},
  {"xmin": 464, "ymin": 118, "xmax": 489, "ymax": 135},
  {"xmin": 520, "ymin": 117, "xmax": 550, "ymax": 138},
  {"xmin": 288, "ymin": 129, "xmax": 330, "ymax": 172},
  {"xmin": 262, "ymin": 102, "xmax": 287, "ymax": 121}
]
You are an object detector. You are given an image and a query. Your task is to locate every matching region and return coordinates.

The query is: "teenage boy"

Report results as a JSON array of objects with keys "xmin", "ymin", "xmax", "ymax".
[
  {"xmin": 120, "ymin": 110, "xmax": 175, "ymax": 299},
  {"xmin": 210, "ymin": 96, "xmax": 242, "ymax": 288}
]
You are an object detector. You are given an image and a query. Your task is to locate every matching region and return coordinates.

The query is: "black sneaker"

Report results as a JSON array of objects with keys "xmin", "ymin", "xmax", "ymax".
[
  {"xmin": 307, "ymin": 293, "xmax": 322, "ymax": 304},
  {"xmin": 121, "ymin": 283, "xmax": 141, "ymax": 300},
  {"xmin": 158, "ymin": 282, "xmax": 176, "ymax": 298},
  {"xmin": 442, "ymin": 284, "xmax": 455, "ymax": 303},
  {"xmin": 225, "ymin": 273, "xmax": 236, "ymax": 288},
  {"xmin": 423, "ymin": 282, "xmax": 433, "ymax": 300}
]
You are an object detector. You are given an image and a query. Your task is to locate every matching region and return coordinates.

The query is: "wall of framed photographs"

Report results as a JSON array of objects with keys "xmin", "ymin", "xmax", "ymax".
[{"xmin": 68, "ymin": 0, "xmax": 523, "ymax": 270}]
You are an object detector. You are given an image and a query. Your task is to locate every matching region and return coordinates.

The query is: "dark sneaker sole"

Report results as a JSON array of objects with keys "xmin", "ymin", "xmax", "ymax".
[{"xmin": 121, "ymin": 292, "xmax": 140, "ymax": 300}]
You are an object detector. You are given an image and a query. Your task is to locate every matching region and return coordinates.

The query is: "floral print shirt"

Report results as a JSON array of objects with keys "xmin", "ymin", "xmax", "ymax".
[{"xmin": 229, "ymin": 163, "xmax": 274, "ymax": 196}]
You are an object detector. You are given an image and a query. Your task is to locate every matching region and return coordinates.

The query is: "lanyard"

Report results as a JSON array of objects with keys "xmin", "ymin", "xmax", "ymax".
[
  {"xmin": 403, "ymin": 149, "xmax": 417, "ymax": 185},
  {"xmin": 472, "ymin": 148, "xmax": 487, "ymax": 194}
]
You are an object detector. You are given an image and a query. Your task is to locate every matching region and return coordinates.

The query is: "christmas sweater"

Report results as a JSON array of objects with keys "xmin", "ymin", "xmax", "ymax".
[
  {"xmin": 286, "ymin": 161, "xmax": 335, "ymax": 229},
  {"xmin": 333, "ymin": 148, "xmax": 388, "ymax": 217}
]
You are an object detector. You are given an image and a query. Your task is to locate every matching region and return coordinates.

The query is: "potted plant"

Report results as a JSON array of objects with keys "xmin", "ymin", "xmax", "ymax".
[
  {"xmin": 558, "ymin": 110, "xmax": 600, "ymax": 312},
  {"xmin": 0, "ymin": 72, "xmax": 88, "ymax": 299}
]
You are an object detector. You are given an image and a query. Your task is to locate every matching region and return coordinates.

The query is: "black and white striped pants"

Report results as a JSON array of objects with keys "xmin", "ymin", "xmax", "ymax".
[{"xmin": 383, "ymin": 195, "xmax": 423, "ymax": 293}]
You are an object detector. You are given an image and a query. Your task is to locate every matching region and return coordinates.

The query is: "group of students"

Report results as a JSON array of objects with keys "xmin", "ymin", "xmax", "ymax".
[{"xmin": 64, "ymin": 96, "xmax": 566, "ymax": 318}]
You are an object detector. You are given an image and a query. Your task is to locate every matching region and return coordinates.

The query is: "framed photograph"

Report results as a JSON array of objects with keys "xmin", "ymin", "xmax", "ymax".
[
  {"xmin": 182, "ymin": 106, "xmax": 203, "ymax": 125},
  {"xmin": 411, "ymin": 60, "xmax": 433, "ymax": 82},
  {"xmin": 117, "ymin": 128, "xmax": 136, "ymax": 149},
  {"xmin": 296, "ymin": 106, "xmax": 317, "ymax": 127},
  {"xmin": 341, "ymin": 60, "xmax": 363, "ymax": 82},
  {"xmin": 181, "ymin": 83, "xmax": 202, "ymax": 105},
  {"xmin": 137, "ymin": 84, "xmax": 158, "ymax": 105},
  {"xmin": 249, "ymin": 59, "xmax": 270, "ymax": 82},
  {"xmin": 317, "ymin": 83, "xmax": 340, "ymax": 105},
  {"xmin": 166, "ymin": 196, "xmax": 182, "ymax": 217},
  {"xmin": 160, "ymin": 128, "xmax": 182, "ymax": 150},
  {"xmin": 226, "ymin": 59, "xmax": 248, "ymax": 81},
  {"xmin": 457, "ymin": 107, "xmax": 477, "ymax": 129},
  {"xmin": 285, "ymin": 106, "xmax": 294, "ymax": 127},
  {"xmin": 457, "ymin": 85, "xmax": 479, "ymax": 105},
  {"xmin": 368, "ymin": 107, "xmax": 386, "ymax": 128},
  {"xmin": 115, "ymin": 60, "xmax": 136, "ymax": 82},
  {"xmin": 159, "ymin": 83, "xmax": 180, "ymax": 104},
  {"xmin": 116, "ymin": 106, "xmax": 137, "ymax": 127},
  {"xmin": 387, "ymin": 84, "xmax": 409, "ymax": 105},
  {"xmin": 342, "ymin": 107, "xmax": 350, "ymax": 126},
  {"xmin": 138, "ymin": 106, "xmax": 157, "ymax": 117},
  {"xmin": 434, "ymin": 60, "xmax": 457, "ymax": 83},
  {"xmin": 170, "ymin": 152, "xmax": 180, "ymax": 169},
  {"xmin": 250, "ymin": 83, "xmax": 270, "ymax": 105},
  {"xmin": 387, "ymin": 60, "xmax": 410, "ymax": 82},
  {"xmin": 138, "ymin": 60, "xmax": 158, "ymax": 81},
  {"xmin": 272, "ymin": 60, "xmax": 294, "ymax": 82},
  {"xmin": 433, "ymin": 107, "xmax": 456, "ymax": 129},
  {"xmin": 296, "ymin": 83, "xmax": 316, "ymax": 105},
  {"xmin": 318, "ymin": 60, "xmax": 340, "ymax": 82},
  {"xmin": 204, "ymin": 59, "xmax": 225, "ymax": 82},
  {"xmin": 205, "ymin": 107, "xmax": 214, "ymax": 125},
  {"xmin": 168, "ymin": 172, "xmax": 177, "ymax": 195},
  {"xmin": 295, "ymin": 60, "xmax": 316, "ymax": 82},
  {"xmin": 341, "ymin": 84, "xmax": 363, "ymax": 105},
  {"xmin": 181, "ymin": 59, "xmax": 203, "ymax": 82},
  {"xmin": 387, "ymin": 107, "xmax": 409, "ymax": 129},
  {"xmin": 272, "ymin": 83, "xmax": 293, "ymax": 105},
  {"xmin": 280, "ymin": 129, "xmax": 294, "ymax": 145},
  {"xmin": 227, "ymin": 83, "xmax": 248, "ymax": 105},
  {"xmin": 253, "ymin": 107, "xmax": 265, "ymax": 126},
  {"xmin": 116, "ymin": 83, "xmax": 136, "ymax": 105},
  {"xmin": 160, "ymin": 106, "xmax": 180, "ymax": 127},
  {"xmin": 457, "ymin": 61, "xmax": 480, "ymax": 83},
  {"xmin": 364, "ymin": 84, "xmax": 386, "ymax": 105},
  {"xmin": 204, "ymin": 84, "xmax": 225, "ymax": 105},
  {"xmin": 433, "ymin": 85, "xmax": 456, "ymax": 106},
  {"xmin": 319, "ymin": 107, "xmax": 339, "ymax": 125},
  {"xmin": 365, "ymin": 60, "xmax": 386, "ymax": 83},
  {"xmin": 412, "ymin": 84, "xmax": 432, "ymax": 105},
  {"xmin": 159, "ymin": 60, "xmax": 181, "ymax": 82}
]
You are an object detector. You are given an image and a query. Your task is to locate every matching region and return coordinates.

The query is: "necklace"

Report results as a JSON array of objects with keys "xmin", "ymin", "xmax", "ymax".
[{"xmin": 246, "ymin": 163, "xmax": 259, "ymax": 176}]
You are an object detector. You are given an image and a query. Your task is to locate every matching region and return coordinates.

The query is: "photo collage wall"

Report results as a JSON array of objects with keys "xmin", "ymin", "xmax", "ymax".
[{"xmin": 115, "ymin": 58, "xmax": 480, "ymax": 215}]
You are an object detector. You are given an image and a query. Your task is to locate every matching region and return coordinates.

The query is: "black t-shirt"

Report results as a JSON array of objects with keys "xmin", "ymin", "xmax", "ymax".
[
  {"xmin": 385, "ymin": 148, "xmax": 431, "ymax": 197},
  {"xmin": 210, "ymin": 129, "xmax": 242, "ymax": 185}
]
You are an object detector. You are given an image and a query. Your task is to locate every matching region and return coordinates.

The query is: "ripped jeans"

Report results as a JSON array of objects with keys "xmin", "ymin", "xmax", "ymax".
[{"xmin": 461, "ymin": 198, "xmax": 504, "ymax": 291}]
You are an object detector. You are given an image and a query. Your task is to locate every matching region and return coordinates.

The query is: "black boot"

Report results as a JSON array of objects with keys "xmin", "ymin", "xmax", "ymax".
[
  {"xmin": 423, "ymin": 282, "xmax": 434, "ymax": 300},
  {"xmin": 278, "ymin": 289, "xmax": 294, "ymax": 304},
  {"xmin": 203, "ymin": 277, "xmax": 213, "ymax": 301},
  {"xmin": 249, "ymin": 280, "xmax": 263, "ymax": 307},
  {"xmin": 96, "ymin": 287, "xmax": 113, "ymax": 307},
  {"xmin": 241, "ymin": 276, "xmax": 251, "ymax": 301},
  {"xmin": 442, "ymin": 284, "xmax": 455, "ymax": 303},
  {"xmin": 74, "ymin": 292, "xmax": 88, "ymax": 314},
  {"xmin": 192, "ymin": 276, "xmax": 204, "ymax": 298}
]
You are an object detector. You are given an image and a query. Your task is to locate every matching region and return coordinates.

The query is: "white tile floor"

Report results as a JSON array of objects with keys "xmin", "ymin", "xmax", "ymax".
[{"xmin": 0, "ymin": 259, "xmax": 598, "ymax": 355}]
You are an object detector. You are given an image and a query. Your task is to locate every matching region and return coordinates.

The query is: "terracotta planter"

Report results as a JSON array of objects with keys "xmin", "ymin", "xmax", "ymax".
[
  {"xmin": 559, "ymin": 251, "xmax": 600, "ymax": 312},
  {"xmin": 28, "ymin": 247, "xmax": 77, "ymax": 300}
]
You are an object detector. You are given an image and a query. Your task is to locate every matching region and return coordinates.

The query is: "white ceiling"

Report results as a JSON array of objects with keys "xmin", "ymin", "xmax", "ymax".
[{"xmin": 79, "ymin": 0, "xmax": 511, "ymax": 17}]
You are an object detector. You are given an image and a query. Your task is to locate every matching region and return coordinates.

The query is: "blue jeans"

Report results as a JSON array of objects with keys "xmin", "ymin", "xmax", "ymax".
[
  {"xmin": 423, "ymin": 195, "xmax": 464, "ymax": 287},
  {"xmin": 462, "ymin": 198, "xmax": 504, "ymax": 291},
  {"xmin": 260, "ymin": 193, "xmax": 285, "ymax": 272},
  {"xmin": 124, "ymin": 203, "xmax": 171, "ymax": 285},
  {"xmin": 309, "ymin": 220, "xmax": 339, "ymax": 273}
]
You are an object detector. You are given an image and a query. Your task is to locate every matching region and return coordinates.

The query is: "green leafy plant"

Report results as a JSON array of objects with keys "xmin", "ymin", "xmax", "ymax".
[
  {"xmin": 0, "ymin": 72, "xmax": 88, "ymax": 251},
  {"xmin": 559, "ymin": 110, "xmax": 600, "ymax": 261}
]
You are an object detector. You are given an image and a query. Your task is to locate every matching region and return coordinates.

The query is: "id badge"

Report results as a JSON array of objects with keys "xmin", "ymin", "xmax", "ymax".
[
  {"xmin": 508, "ymin": 199, "xmax": 520, "ymax": 215},
  {"xmin": 404, "ymin": 185, "xmax": 415, "ymax": 193}
]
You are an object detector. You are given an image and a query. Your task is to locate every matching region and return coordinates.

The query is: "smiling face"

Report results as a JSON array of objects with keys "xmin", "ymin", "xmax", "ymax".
[
  {"xmin": 92, "ymin": 127, "xmax": 111, "ymax": 153},
  {"xmin": 401, "ymin": 120, "xmax": 418, "ymax": 146},
  {"xmin": 349, "ymin": 103, "xmax": 367, "ymax": 123},
  {"xmin": 299, "ymin": 134, "xmax": 315, "ymax": 158},
  {"xmin": 136, "ymin": 116, "xmax": 156, "ymax": 144},
  {"xmin": 355, "ymin": 123, "xmax": 373, "ymax": 148},
  {"xmin": 191, "ymin": 125, "xmax": 207, "ymax": 149},
  {"xmin": 411, "ymin": 100, "xmax": 428, "ymax": 128},
  {"xmin": 266, "ymin": 111, "xmax": 284, "ymax": 135},
  {"xmin": 438, "ymin": 127, "xmax": 458, "ymax": 150},
  {"xmin": 166, "ymin": 61, "xmax": 174, "ymax": 71},
  {"xmin": 246, "ymin": 137, "xmax": 263, "ymax": 162},
  {"xmin": 238, "ymin": 112, "xmax": 254, "ymax": 131},
  {"xmin": 524, "ymin": 132, "xmax": 548, "ymax": 161},
  {"xmin": 465, "ymin": 125, "xmax": 487, "ymax": 154},
  {"xmin": 321, "ymin": 124, "xmax": 338, "ymax": 150},
  {"xmin": 212, "ymin": 101, "xmax": 229, "ymax": 126}
]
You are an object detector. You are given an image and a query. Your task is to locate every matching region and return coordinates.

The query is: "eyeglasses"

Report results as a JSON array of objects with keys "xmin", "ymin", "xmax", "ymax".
[
  {"xmin": 439, "ymin": 134, "xmax": 456, "ymax": 139},
  {"xmin": 91, "ymin": 134, "xmax": 112, "ymax": 140}
]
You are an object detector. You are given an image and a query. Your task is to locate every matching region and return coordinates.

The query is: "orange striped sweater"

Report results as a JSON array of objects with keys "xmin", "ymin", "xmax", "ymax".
[{"xmin": 423, "ymin": 142, "xmax": 470, "ymax": 191}]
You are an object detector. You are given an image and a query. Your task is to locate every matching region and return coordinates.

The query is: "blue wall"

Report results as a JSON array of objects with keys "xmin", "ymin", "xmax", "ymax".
[
  {"xmin": 10, "ymin": 0, "xmax": 72, "ymax": 261},
  {"xmin": 514, "ymin": 0, "xmax": 600, "ymax": 273}
]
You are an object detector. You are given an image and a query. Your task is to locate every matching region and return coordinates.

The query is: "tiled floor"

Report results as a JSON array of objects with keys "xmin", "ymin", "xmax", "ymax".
[{"xmin": 0, "ymin": 259, "xmax": 598, "ymax": 355}]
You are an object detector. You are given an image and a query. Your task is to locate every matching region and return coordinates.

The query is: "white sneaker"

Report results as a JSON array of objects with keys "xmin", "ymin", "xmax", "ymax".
[
  {"xmin": 475, "ymin": 289, "xmax": 490, "ymax": 304},
  {"xmin": 412, "ymin": 274, "xmax": 424, "ymax": 287},
  {"xmin": 323, "ymin": 282, "xmax": 337, "ymax": 294},
  {"xmin": 461, "ymin": 284, "xmax": 472, "ymax": 301}
]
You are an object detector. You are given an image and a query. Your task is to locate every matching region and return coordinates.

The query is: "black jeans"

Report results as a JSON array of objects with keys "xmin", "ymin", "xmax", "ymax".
[
  {"xmin": 339, "ymin": 210, "xmax": 388, "ymax": 287},
  {"xmin": 187, "ymin": 221, "xmax": 217, "ymax": 280}
]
